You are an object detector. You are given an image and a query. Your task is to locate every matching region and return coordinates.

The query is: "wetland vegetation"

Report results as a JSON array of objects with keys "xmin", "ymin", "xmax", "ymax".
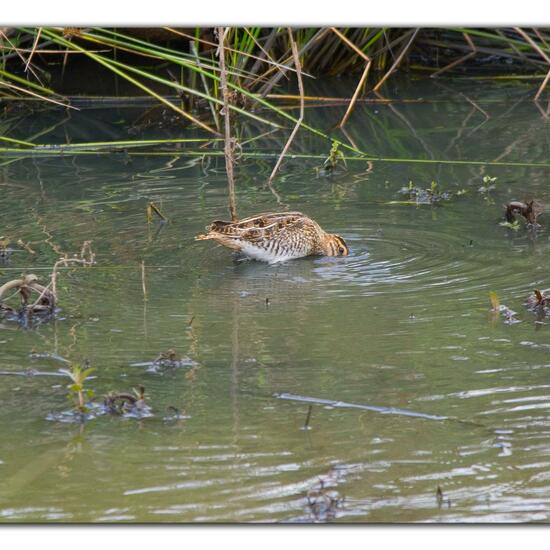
[{"xmin": 1, "ymin": 26, "xmax": 550, "ymax": 523}]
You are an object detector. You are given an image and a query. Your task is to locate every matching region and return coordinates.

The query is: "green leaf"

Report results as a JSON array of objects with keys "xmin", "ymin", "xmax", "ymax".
[{"xmin": 80, "ymin": 367, "xmax": 95, "ymax": 381}]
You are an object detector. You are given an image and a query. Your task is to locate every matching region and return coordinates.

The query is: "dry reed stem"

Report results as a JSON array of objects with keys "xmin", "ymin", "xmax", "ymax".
[
  {"xmin": 0, "ymin": 79, "xmax": 75, "ymax": 109},
  {"xmin": 514, "ymin": 28, "xmax": 550, "ymax": 64},
  {"xmin": 373, "ymin": 29, "xmax": 419, "ymax": 92},
  {"xmin": 259, "ymin": 28, "xmax": 329, "ymax": 98},
  {"xmin": 330, "ymin": 28, "xmax": 372, "ymax": 128},
  {"xmin": 190, "ymin": 42, "xmax": 220, "ymax": 131},
  {"xmin": 514, "ymin": 28, "xmax": 550, "ymax": 100},
  {"xmin": 248, "ymin": 28, "xmax": 281, "ymax": 77},
  {"xmin": 0, "ymin": 30, "xmax": 43, "ymax": 86},
  {"xmin": 217, "ymin": 26, "xmax": 238, "ymax": 222},
  {"xmin": 494, "ymin": 29, "xmax": 532, "ymax": 65},
  {"xmin": 242, "ymin": 28, "xmax": 287, "ymax": 80},
  {"xmin": 430, "ymin": 33, "xmax": 477, "ymax": 78},
  {"xmin": 329, "ymin": 28, "xmax": 371, "ymax": 63},
  {"xmin": 535, "ymin": 69, "xmax": 550, "ymax": 102},
  {"xmin": 164, "ymin": 27, "xmax": 299, "ymax": 79},
  {"xmin": 24, "ymin": 27, "xmax": 41, "ymax": 73},
  {"xmin": 533, "ymin": 28, "xmax": 550, "ymax": 50},
  {"xmin": 266, "ymin": 28, "xmax": 305, "ymax": 188},
  {"xmin": 0, "ymin": 47, "xmax": 108, "ymax": 54},
  {"xmin": 339, "ymin": 60, "xmax": 371, "ymax": 128}
]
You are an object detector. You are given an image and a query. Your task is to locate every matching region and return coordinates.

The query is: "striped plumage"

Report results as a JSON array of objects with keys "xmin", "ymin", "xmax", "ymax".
[{"xmin": 195, "ymin": 211, "xmax": 349, "ymax": 264}]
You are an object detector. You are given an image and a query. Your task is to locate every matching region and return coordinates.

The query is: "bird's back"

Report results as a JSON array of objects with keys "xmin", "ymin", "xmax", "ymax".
[{"xmin": 196, "ymin": 212, "xmax": 324, "ymax": 263}]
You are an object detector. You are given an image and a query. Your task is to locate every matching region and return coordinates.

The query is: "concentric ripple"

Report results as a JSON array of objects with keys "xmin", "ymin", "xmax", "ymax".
[{"xmin": 312, "ymin": 218, "xmax": 549, "ymax": 301}]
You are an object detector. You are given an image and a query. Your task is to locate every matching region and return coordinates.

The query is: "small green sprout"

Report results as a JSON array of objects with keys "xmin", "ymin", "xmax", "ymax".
[
  {"xmin": 479, "ymin": 175, "xmax": 498, "ymax": 204},
  {"xmin": 499, "ymin": 220, "xmax": 521, "ymax": 231},
  {"xmin": 62, "ymin": 363, "xmax": 95, "ymax": 412},
  {"xmin": 316, "ymin": 141, "xmax": 347, "ymax": 176}
]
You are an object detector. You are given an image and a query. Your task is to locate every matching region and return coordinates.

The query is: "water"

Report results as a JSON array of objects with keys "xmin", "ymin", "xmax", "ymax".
[{"xmin": 1, "ymin": 78, "xmax": 550, "ymax": 522}]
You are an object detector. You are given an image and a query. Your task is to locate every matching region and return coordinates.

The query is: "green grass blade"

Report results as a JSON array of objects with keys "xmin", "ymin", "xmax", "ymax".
[
  {"xmin": 37, "ymin": 28, "xmax": 219, "ymax": 135},
  {"xmin": 0, "ymin": 135, "xmax": 35, "ymax": 147}
]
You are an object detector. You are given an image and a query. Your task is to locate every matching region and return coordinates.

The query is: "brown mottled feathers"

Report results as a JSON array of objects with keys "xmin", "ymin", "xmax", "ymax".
[
  {"xmin": 195, "ymin": 211, "xmax": 349, "ymax": 263},
  {"xmin": 210, "ymin": 212, "xmax": 306, "ymax": 236},
  {"xmin": 196, "ymin": 212, "xmax": 307, "ymax": 242}
]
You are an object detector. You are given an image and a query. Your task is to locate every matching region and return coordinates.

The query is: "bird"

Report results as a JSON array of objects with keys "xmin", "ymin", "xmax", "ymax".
[{"xmin": 195, "ymin": 211, "xmax": 349, "ymax": 264}]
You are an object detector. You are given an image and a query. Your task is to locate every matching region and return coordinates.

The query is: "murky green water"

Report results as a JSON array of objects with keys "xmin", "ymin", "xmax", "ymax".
[{"xmin": 1, "ymin": 78, "xmax": 550, "ymax": 523}]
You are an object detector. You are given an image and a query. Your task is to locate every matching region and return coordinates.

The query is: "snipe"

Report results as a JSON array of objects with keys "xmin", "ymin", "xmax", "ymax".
[{"xmin": 195, "ymin": 211, "xmax": 349, "ymax": 264}]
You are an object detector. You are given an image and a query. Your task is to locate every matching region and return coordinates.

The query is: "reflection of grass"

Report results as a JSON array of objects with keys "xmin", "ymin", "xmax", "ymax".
[{"xmin": 1, "ymin": 143, "xmax": 550, "ymax": 169}]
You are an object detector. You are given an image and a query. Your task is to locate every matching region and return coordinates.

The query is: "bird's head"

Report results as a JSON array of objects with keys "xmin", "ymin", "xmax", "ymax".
[{"xmin": 324, "ymin": 234, "xmax": 349, "ymax": 256}]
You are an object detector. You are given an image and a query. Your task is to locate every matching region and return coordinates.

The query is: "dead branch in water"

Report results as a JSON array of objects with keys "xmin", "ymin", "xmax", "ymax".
[
  {"xmin": 267, "ymin": 28, "xmax": 305, "ymax": 188},
  {"xmin": 505, "ymin": 200, "xmax": 538, "ymax": 225},
  {"xmin": 0, "ymin": 241, "xmax": 96, "ymax": 324},
  {"xmin": 49, "ymin": 240, "xmax": 96, "ymax": 299},
  {"xmin": 274, "ymin": 392, "xmax": 448, "ymax": 421},
  {"xmin": 217, "ymin": 26, "xmax": 238, "ymax": 222},
  {"xmin": 16, "ymin": 239, "xmax": 36, "ymax": 256},
  {"xmin": 0, "ymin": 274, "xmax": 56, "ymax": 316},
  {"xmin": 146, "ymin": 201, "xmax": 167, "ymax": 223}
]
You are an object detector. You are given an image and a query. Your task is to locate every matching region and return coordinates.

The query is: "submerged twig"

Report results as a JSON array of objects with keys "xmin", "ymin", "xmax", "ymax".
[
  {"xmin": 141, "ymin": 260, "xmax": 147, "ymax": 302},
  {"xmin": 16, "ymin": 239, "xmax": 36, "ymax": 256},
  {"xmin": 274, "ymin": 392, "xmax": 447, "ymax": 421},
  {"xmin": 0, "ymin": 274, "xmax": 56, "ymax": 319},
  {"xmin": 146, "ymin": 201, "xmax": 167, "ymax": 223},
  {"xmin": 505, "ymin": 200, "xmax": 538, "ymax": 225},
  {"xmin": 49, "ymin": 242, "xmax": 95, "ymax": 299},
  {"xmin": 303, "ymin": 405, "xmax": 313, "ymax": 430}
]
